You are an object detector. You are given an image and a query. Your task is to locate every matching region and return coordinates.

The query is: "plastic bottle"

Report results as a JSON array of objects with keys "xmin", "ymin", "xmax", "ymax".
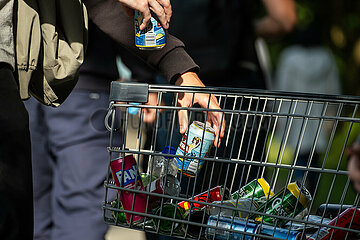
[{"xmin": 148, "ymin": 146, "xmax": 178, "ymax": 178}]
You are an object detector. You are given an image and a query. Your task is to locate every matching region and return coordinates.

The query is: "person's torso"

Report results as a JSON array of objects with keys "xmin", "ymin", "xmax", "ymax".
[{"xmin": 169, "ymin": 0, "xmax": 258, "ymax": 75}]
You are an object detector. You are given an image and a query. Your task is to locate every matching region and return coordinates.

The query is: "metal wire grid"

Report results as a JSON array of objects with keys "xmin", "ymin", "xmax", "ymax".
[{"xmin": 103, "ymin": 83, "xmax": 360, "ymax": 240}]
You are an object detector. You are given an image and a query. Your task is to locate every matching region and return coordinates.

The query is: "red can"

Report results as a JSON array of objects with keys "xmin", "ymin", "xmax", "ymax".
[
  {"xmin": 308, "ymin": 207, "xmax": 360, "ymax": 240},
  {"xmin": 110, "ymin": 155, "xmax": 147, "ymax": 224},
  {"xmin": 178, "ymin": 186, "xmax": 230, "ymax": 212}
]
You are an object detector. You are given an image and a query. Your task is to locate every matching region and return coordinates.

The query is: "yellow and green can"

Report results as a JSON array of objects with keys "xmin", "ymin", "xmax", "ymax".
[
  {"xmin": 252, "ymin": 181, "xmax": 312, "ymax": 227},
  {"xmin": 232, "ymin": 178, "xmax": 274, "ymax": 200}
]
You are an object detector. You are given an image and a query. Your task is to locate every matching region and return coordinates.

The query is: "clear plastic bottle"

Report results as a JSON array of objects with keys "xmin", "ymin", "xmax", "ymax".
[
  {"xmin": 148, "ymin": 154, "xmax": 163, "ymax": 178},
  {"xmin": 161, "ymin": 146, "xmax": 178, "ymax": 177},
  {"xmin": 148, "ymin": 146, "xmax": 178, "ymax": 178}
]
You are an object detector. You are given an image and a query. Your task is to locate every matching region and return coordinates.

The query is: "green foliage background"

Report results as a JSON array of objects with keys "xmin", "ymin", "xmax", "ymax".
[{"xmin": 267, "ymin": 1, "xmax": 360, "ymax": 96}]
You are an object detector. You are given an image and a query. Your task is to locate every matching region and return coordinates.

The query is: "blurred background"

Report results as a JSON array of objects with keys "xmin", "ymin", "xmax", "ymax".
[{"xmin": 266, "ymin": 0, "xmax": 360, "ymax": 95}]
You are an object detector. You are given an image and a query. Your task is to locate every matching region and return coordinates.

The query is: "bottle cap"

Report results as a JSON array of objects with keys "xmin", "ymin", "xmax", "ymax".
[{"xmin": 162, "ymin": 146, "xmax": 176, "ymax": 159}]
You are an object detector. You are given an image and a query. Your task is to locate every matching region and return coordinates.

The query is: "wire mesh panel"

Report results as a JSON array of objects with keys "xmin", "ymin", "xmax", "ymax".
[{"xmin": 103, "ymin": 82, "xmax": 360, "ymax": 240}]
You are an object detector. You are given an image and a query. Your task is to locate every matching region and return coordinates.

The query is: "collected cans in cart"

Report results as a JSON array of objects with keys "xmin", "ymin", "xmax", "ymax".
[{"xmin": 104, "ymin": 82, "xmax": 360, "ymax": 240}]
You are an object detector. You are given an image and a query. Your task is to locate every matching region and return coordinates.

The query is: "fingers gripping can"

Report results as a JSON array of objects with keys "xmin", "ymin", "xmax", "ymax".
[
  {"xmin": 134, "ymin": 10, "xmax": 166, "ymax": 50},
  {"xmin": 110, "ymin": 155, "xmax": 147, "ymax": 224},
  {"xmin": 253, "ymin": 181, "xmax": 312, "ymax": 227},
  {"xmin": 232, "ymin": 178, "xmax": 274, "ymax": 200},
  {"xmin": 176, "ymin": 121, "xmax": 215, "ymax": 177}
]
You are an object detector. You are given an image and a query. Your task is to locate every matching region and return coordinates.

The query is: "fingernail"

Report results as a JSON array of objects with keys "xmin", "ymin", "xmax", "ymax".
[{"xmin": 180, "ymin": 126, "xmax": 185, "ymax": 133}]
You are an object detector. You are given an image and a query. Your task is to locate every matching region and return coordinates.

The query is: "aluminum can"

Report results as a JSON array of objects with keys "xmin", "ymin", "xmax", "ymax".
[
  {"xmin": 256, "ymin": 224, "xmax": 304, "ymax": 240},
  {"xmin": 178, "ymin": 186, "xmax": 231, "ymax": 212},
  {"xmin": 145, "ymin": 174, "xmax": 181, "ymax": 199},
  {"xmin": 206, "ymin": 215, "xmax": 258, "ymax": 240},
  {"xmin": 308, "ymin": 207, "xmax": 360, "ymax": 240},
  {"xmin": 176, "ymin": 121, "xmax": 215, "ymax": 177},
  {"xmin": 110, "ymin": 155, "xmax": 147, "ymax": 224},
  {"xmin": 253, "ymin": 181, "xmax": 312, "ymax": 227},
  {"xmin": 153, "ymin": 203, "xmax": 184, "ymax": 233},
  {"xmin": 317, "ymin": 203, "xmax": 354, "ymax": 219},
  {"xmin": 232, "ymin": 178, "xmax": 274, "ymax": 200},
  {"xmin": 134, "ymin": 10, "xmax": 166, "ymax": 50},
  {"xmin": 208, "ymin": 199, "xmax": 260, "ymax": 219}
]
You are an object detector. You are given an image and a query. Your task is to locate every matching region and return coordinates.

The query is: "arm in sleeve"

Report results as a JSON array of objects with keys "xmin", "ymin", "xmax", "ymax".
[{"xmin": 84, "ymin": 0, "xmax": 199, "ymax": 84}]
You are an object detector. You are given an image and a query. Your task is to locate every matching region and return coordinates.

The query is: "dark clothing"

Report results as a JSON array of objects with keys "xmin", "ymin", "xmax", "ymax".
[
  {"xmin": 0, "ymin": 64, "xmax": 33, "ymax": 239},
  {"xmin": 26, "ymin": 21, "xmax": 121, "ymax": 240},
  {"xmin": 84, "ymin": 0, "xmax": 199, "ymax": 84},
  {"xmin": 25, "ymin": 91, "xmax": 117, "ymax": 240},
  {"xmin": 154, "ymin": 0, "xmax": 268, "ymax": 209},
  {"xmin": 75, "ymin": 21, "xmax": 119, "ymax": 92},
  {"xmin": 169, "ymin": 0, "xmax": 265, "ymax": 89}
]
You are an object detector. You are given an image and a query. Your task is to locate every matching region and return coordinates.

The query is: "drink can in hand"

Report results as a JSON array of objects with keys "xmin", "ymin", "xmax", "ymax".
[
  {"xmin": 134, "ymin": 10, "xmax": 166, "ymax": 50},
  {"xmin": 176, "ymin": 121, "xmax": 215, "ymax": 177}
]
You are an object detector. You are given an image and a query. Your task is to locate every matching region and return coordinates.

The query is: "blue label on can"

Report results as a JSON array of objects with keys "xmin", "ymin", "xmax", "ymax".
[
  {"xmin": 206, "ymin": 216, "xmax": 257, "ymax": 240},
  {"xmin": 175, "ymin": 123, "xmax": 214, "ymax": 176},
  {"xmin": 135, "ymin": 11, "xmax": 166, "ymax": 48},
  {"xmin": 115, "ymin": 165, "xmax": 142, "ymax": 189},
  {"xmin": 258, "ymin": 224, "xmax": 301, "ymax": 240}
]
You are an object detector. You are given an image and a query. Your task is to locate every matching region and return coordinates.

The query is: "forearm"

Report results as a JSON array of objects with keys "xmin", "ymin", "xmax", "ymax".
[
  {"xmin": 84, "ymin": 0, "xmax": 199, "ymax": 83},
  {"xmin": 255, "ymin": 17, "xmax": 293, "ymax": 38},
  {"xmin": 256, "ymin": 0, "xmax": 297, "ymax": 38}
]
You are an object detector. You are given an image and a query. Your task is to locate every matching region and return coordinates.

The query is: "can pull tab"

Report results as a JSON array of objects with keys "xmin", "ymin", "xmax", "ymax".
[{"xmin": 109, "ymin": 81, "xmax": 149, "ymax": 103}]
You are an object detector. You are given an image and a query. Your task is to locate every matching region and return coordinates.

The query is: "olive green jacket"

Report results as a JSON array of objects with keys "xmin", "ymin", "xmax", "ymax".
[{"xmin": 16, "ymin": 0, "xmax": 88, "ymax": 107}]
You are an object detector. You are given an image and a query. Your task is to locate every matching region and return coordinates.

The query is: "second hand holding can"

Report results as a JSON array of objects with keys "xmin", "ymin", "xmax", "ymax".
[{"xmin": 134, "ymin": 10, "xmax": 166, "ymax": 50}]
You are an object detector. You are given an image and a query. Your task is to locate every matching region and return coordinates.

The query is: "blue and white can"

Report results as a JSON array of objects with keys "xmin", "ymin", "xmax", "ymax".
[
  {"xmin": 176, "ymin": 121, "xmax": 215, "ymax": 177},
  {"xmin": 134, "ymin": 10, "xmax": 166, "ymax": 50},
  {"xmin": 206, "ymin": 215, "xmax": 258, "ymax": 240},
  {"xmin": 256, "ymin": 224, "xmax": 303, "ymax": 240}
]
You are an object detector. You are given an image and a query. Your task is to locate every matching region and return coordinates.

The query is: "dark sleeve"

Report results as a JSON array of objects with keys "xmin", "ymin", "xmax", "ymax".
[{"xmin": 83, "ymin": 0, "xmax": 199, "ymax": 84}]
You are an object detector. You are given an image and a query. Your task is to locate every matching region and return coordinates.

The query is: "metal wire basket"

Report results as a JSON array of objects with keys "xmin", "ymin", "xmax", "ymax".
[{"xmin": 103, "ymin": 82, "xmax": 360, "ymax": 240}]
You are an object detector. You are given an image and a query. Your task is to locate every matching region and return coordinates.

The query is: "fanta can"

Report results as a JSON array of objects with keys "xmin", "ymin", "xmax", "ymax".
[{"xmin": 110, "ymin": 155, "xmax": 147, "ymax": 224}]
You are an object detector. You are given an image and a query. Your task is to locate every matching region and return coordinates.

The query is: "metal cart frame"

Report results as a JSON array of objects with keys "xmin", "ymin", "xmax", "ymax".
[{"xmin": 103, "ymin": 82, "xmax": 360, "ymax": 240}]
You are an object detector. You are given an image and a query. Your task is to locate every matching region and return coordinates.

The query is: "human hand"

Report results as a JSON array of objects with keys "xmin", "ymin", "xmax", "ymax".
[
  {"xmin": 142, "ymin": 92, "xmax": 163, "ymax": 123},
  {"xmin": 175, "ymin": 72, "xmax": 225, "ymax": 147},
  {"xmin": 119, "ymin": 0, "xmax": 172, "ymax": 30}
]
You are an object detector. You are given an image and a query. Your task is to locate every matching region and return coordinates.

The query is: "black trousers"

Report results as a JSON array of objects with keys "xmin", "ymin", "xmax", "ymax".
[{"xmin": 0, "ymin": 64, "xmax": 33, "ymax": 239}]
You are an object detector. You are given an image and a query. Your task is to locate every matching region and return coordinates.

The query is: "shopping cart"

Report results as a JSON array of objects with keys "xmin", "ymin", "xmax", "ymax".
[{"xmin": 103, "ymin": 81, "xmax": 360, "ymax": 240}]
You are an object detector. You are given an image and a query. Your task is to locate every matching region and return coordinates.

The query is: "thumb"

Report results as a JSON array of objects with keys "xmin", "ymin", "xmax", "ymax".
[{"xmin": 178, "ymin": 109, "xmax": 189, "ymax": 134}]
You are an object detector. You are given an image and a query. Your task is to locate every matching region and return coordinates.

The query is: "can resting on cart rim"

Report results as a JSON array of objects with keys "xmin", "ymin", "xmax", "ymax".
[{"xmin": 176, "ymin": 121, "xmax": 215, "ymax": 177}]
